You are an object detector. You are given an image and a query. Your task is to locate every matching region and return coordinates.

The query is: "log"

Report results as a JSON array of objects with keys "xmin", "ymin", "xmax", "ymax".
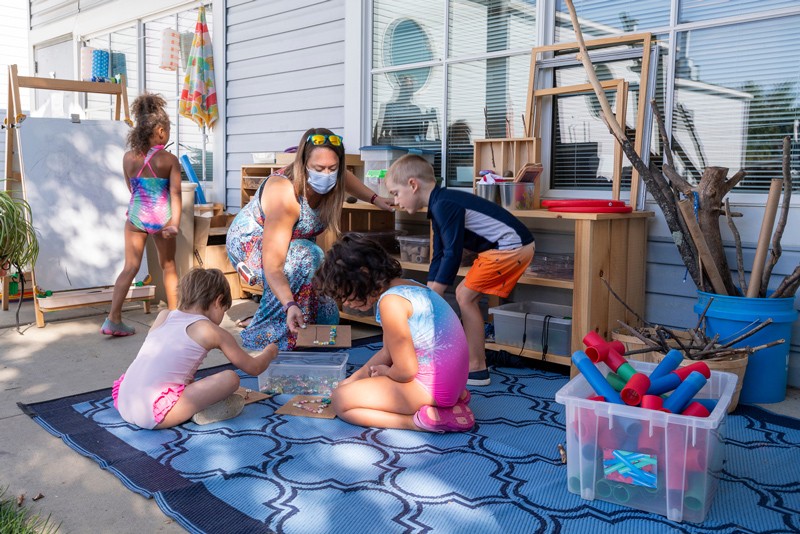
[
  {"xmin": 695, "ymin": 166, "xmax": 739, "ymax": 295},
  {"xmin": 677, "ymin": 199, "xmax": 728, "ymax": 294}
]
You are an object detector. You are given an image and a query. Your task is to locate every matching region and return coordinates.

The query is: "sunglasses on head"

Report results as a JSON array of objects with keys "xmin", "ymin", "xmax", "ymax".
[{"xmin": 307, "ymin": 134, "xmax": 343, "ymax": 147}]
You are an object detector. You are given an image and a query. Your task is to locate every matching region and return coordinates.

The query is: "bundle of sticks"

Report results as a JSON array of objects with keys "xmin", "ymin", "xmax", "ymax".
[{"xmin": 617, "ymin": 296, "xmax": 785, "ymax": 362}]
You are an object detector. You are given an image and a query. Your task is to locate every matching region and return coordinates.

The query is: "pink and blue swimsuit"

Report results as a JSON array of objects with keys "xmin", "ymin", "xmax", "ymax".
[
  {"xmin": 127, "ymin": 145, "xmax": 172, "ymax": 234},
  {"xmin": 376, "ymin": 283, "xmax": 469, "ymax": 407}
]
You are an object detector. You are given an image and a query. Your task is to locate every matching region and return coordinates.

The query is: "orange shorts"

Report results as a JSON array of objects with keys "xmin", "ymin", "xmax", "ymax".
[{"xmin": 464, "ymin": 242, "xmax": 535, "ymax": 298}]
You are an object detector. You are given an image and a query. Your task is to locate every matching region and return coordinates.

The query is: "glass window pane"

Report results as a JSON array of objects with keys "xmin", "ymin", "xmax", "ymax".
[
  {"xmin": 449, "ymin": 0, "xmax": 536, "ymax": 59},
  {"xmin": 373, "ymin": 2, "xmax": 444, "ymax": 69},
  {"xmin": 178, "ymin": 7, "xmax": 214, "ymax": 181},
  {"xmin": 555, "ymin": 0, "xmax": 670, "ymax": 41},
  {"xmin": 679, "ymin": 0, "xmax": 800, "ymax": 24},
  {"xmin": 446, "ymin": 55, "xmax": 532, "ymax": 186},
  {"xmin": 371, "ymin": 66, "xmax": 444, "ymax": 172},
  {"xmin": 671, "ymin": 17, "xmax": 800, "ymax": 191},
  {"xmin": 550, "ymin": 43, "xmax": 659, "ymax": 191},
  {"xmin": 110, "ymin": 26, "xmax": 139, "ymax": 105},
  {"xmin": 84, "ymin": 34, "xmax": 111, "ymax": 120}
]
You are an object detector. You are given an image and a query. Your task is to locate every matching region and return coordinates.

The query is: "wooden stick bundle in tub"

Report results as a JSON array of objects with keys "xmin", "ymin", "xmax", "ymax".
[{"xmin": 747, "ymin": 178, "xmax": 782, "ymax": 297}]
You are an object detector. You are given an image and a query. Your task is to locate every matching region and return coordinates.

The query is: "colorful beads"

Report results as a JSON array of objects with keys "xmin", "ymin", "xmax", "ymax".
[
  {"xmin": 261, "ymin": 375, "xmax": 340, "ymax": 396},
  {"xmin": 292, "ymin": 397, "xmax": 332, "ymax": 414},
  {"xmin": 313, "ymin": 326, "xmax": 337, "ymax": 346}
]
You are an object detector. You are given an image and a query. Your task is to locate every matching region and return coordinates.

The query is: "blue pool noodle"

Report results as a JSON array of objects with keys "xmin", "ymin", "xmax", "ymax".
[
  {"xmin": 650, "ymin": 349, "xmax": 684, "ymax": 381},
  {"xmin": 662, "ymin": 372, "xmax": 708, "ymax": 414},
  {"xmin": 572, "ymin": 351, "xmax": 624, "ymax": 404},
  {"xmin": 180, "ymin": 154, "xmax": 207, "ymax": 204},
  {"xmin": 647, "ymin": 373, "xmax": 682, "ymax": 396}
]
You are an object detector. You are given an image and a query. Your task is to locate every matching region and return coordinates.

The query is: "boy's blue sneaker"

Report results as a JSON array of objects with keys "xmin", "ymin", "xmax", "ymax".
[{"xmin": 467, "ymin": 369, "xmax": 491, "ymax": 386}]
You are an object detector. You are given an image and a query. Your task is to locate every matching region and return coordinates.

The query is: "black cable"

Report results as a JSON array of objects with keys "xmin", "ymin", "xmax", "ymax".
[
  {"xmin": 541, "ymin": 315, "xmax": 554, "ymax": 362},
  {"xmin": 518, "ymin": 312, "xmax": 530, "ymax": 357}
]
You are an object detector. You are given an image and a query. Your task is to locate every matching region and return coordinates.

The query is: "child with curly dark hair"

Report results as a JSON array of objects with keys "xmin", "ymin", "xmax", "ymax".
[
  {"xmin": 314, "ymin": 235, "xmax": 474, "ymax": 433},
  {"xmin": 103, "ymin": 93, "xmax": 183, "ymax": 336}
]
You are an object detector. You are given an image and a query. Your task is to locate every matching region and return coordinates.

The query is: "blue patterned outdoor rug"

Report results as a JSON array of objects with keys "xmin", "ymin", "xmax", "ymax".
[{"xmin": 18, "ymin": 341, "xmax": 800, "ymax": 534}]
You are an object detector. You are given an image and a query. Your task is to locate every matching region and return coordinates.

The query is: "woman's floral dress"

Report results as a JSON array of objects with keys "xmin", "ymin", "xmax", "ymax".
[{"xmin": 227, "ymin": 174, "xmax": 339, "ymax": 350}]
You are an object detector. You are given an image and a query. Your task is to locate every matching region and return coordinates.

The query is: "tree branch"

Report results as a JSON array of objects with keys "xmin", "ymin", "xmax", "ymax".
[
  {"xmin": 721, "ymin": 169, "xmax": 746, "ymax": 196},
  {"xmin": 724, "ymin": 198, "xmax": 746, "ymax": 294},
  {"xmin": 772, "ymin": 265, "xmax": 800, "ymax": 298},
  {"xmin": 650, "ymin": 98, "xmax": 674, "ymax": 169},
  {"xmin": 761, "ymin": 136, "xmax": 793, "ymax": 295}
]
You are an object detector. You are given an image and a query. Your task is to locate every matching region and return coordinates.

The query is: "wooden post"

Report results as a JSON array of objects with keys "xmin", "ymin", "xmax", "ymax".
[{"xmin": 747, "ymin": 178, "xmax": 782, "ymax": 297}]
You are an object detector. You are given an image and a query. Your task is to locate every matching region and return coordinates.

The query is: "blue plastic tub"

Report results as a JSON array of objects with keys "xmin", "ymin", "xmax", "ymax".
[{"xmin": 694, "ymin": 291, "xmax": 797, "ymax": 404}]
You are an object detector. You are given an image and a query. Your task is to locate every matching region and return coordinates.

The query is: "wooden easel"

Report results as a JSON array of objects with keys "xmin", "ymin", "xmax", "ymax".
[
  {"xmin": 2, "ymin": 64, "xmax": 154, "ymax": 327},
  {"xmin": 524, "ymin": 33, "xmax": 653, "ymax": 210}
]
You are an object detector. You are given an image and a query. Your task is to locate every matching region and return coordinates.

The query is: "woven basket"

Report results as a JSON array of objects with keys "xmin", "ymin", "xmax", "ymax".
[{"xmin": 611, "ymin": 328, "xmax": 747, "ymax": 412}]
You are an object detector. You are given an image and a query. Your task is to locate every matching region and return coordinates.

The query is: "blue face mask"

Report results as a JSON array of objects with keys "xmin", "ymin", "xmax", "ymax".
[{"xmin": 307, "ymin": 168, "xmax": 338, "ymax": 194}]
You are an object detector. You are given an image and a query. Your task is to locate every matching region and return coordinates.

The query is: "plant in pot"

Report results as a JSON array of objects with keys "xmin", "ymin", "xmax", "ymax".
[
  {"xmin": 562, "ymin": 3, "xmax": 800, "ymax": 405},
  {"xmin": 0, "ymin": 190, "xmax": 39, "ymax": 330}
]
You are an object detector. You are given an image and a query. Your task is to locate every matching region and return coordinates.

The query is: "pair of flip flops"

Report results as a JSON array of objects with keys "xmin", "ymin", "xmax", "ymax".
[{"xmin": 414, "ymin": 391, "xmax": 475, "ymax": 433}]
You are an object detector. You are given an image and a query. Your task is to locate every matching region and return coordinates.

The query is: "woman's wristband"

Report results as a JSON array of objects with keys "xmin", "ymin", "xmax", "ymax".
[
  {"xmin": 281, "ymin": 301, "xmax": 299, "ymax": 313},
  {"xmin": 369, "ymin": 193, "xmax": 378, "ymax": 204}
]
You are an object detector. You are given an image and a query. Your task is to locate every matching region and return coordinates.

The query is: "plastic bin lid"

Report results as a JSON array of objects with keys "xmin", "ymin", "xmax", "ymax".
[
  {"xmin": 359, "ymin": 145, "xmax": 438, "ymax": 154},
  {"xmin": 271, "ymin": 352, "xmax": 348, "ymax": 367},
  {"xmin": 398, "ymin": 234, "xmax": 431, "ymax": 243}
]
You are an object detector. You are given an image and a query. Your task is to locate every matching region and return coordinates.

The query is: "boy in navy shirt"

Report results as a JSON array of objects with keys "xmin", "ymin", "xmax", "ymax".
[{"xmin": 387, "ymin": 155, "xmax": 535, "ymax": 385}]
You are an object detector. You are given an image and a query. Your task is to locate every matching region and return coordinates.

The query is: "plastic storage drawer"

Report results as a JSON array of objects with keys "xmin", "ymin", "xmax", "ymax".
[
  {"xmin": 489, "ymin": 301, "xmax": 572, "ymax": 355},
  {"xmin": 398, "ymin": 235, "xmax": 431, "ymax": 264}
]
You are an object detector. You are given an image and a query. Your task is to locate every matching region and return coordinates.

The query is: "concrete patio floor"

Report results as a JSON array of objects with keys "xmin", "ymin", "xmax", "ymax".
[{"xmin": 0, "ymin": 298, "xmax": 797, "ymax": 533}]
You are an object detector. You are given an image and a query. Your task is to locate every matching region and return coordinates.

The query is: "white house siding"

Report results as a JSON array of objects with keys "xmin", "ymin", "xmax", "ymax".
[
  {"xmin": 1, "ymin": 0, "xmax": 31, "ymax": 172},
  {"xmin": 643, "ymin": 201, "xmax": 800, "ymax": 388},
  {"xmin": 224, "ymin": 0, "xmax": 346, "ymax": 208}
]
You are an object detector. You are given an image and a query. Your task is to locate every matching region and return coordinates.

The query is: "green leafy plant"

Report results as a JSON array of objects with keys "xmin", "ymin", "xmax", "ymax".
[
  {"xmin": 0, "ymin": 190, "xmax": 39, "ymax": 329},
  {"xmin": 0, "ymin": 486, "xmax": 59, "ymax": 534}
]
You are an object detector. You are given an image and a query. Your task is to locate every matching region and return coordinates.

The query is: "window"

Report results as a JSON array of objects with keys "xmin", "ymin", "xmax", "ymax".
[
  {"xmin": 369, "ymin": 2, "xmax": 800, "ymax": 194},
  {"xmin": 672, "ymin": 16, "xmax": 800, "ymax": 190},
  {"xmin": 84, "ymin": 26, "xmax": 139, "ymax": 121},
  {"xmin": 83, "ymin": 6, "xmax": 214, "ymax": 181},
  {"xmin": 370, "ymin": 0, "xmax": 537, "ymax": 186}
]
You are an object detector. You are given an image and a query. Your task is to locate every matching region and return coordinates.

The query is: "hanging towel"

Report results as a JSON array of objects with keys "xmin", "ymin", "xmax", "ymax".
[
  {"xmin": 92, "ymin": 49, "xmax": 110, "ymax": 80},
  {"xmin": 111, "ymin": 52, "xmax": 127, "ymax": 81},
  {"xmin": 180, "ymin": 32, "xmax": 194, "ymax": 71},
  {"xmin": 160, "ymin": 28, "xmax": 180, "ymax": 71},
  {"xmin": 80, "ymin": 47, "xmax": 95, "ymax": 81}
]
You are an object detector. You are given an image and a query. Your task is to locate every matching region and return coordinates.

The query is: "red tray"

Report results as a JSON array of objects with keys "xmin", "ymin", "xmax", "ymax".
[
  {"xmin": 548, "ymin": 205, "xmax": 633, "ymax": 213},
  {"xmin": 541, "ymin": 199, "xmax": 626, "ymax": 208}
]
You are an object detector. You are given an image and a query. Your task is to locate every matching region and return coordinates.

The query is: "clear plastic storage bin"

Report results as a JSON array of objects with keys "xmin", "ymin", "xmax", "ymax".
[
  {"xmin": 489, "ymin": 301, "xmax": 572, "ymax": 355},
  {"xmin": 345, "ymin": 229, "xmax": 406, "ymax": 254},
  {"xmin": 258, "ymin": 352, "xmax": 349, "ymax": 396},
  {"xmin": 398, "ymin": 235, "xmax": 431, "ymax": 264},
  {"xmin": 555, "ymin": 360, "xmax": 736, "ymax": 523}
]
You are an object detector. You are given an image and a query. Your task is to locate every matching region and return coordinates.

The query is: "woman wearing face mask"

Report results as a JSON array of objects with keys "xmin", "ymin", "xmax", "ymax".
[{"xmin": 226, "ymin": 127, "xmax": 393, "ymax": 350}]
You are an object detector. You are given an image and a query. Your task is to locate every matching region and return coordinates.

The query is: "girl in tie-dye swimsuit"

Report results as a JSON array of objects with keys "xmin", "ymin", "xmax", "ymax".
[
  {"xmin": 314, "ymin": 235, "xmax": 475, "ymax": 433},
  {"xmin": 127, "ymin": 144, "xmax": 172, "ymax": 233},
  {"xmin": 102, "ymin": 93, "xmax": 183, "ymax": 337}
]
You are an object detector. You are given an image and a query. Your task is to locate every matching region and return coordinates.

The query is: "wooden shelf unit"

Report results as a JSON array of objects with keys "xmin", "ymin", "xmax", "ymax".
[{"xmin": 399, "ymin": 209, "xmax": 653, "ymax": 368}]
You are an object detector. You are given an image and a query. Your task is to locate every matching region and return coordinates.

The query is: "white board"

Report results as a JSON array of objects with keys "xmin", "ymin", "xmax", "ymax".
[{"xmin": 17, "ymin": 118, "xmax": 148, "ymax": 292}]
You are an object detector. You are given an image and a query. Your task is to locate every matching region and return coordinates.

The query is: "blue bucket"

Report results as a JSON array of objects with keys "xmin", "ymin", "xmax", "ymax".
[{"xmin": 694, "ymin": 291, "xmax": 797, "ymax": 404}]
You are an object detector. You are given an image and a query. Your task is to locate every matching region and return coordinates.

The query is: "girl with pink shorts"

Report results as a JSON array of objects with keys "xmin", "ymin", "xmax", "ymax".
[
  {"xmin": 314, "ymin": 235, "xmax": 474, "ymax": 433},
  {"xmin": 113, "ymin": 268, "xmax": 277, "ymax": 429}
]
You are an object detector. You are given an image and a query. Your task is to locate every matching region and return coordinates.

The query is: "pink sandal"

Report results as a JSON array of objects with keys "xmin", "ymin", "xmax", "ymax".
[{"xmin": 414, "ymin": 404, "xmax": 475, "ymax": 433}]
